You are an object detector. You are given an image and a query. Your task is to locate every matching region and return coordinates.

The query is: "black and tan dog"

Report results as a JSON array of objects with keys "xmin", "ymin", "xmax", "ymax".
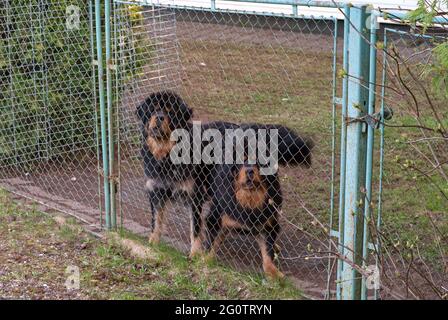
[
  {"xmin": 202, "ymin": 134, "xmax": 313, "ymax": 279},
  {"xmin": 138, "ymin": 91, "xmax": 197, "ymax": 251},
  {"xmin": 137, "ymin": 90, "xmax": 313, "ymax": 263},
  {"xmin": 137, "ymin": 91, "xmax": 238, "ymax": 255}
]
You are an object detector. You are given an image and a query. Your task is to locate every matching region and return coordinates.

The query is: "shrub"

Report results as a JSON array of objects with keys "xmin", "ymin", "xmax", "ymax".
[
  {"xmin": 0, "ymin": 0, "xmax": 96, "ymax": 164},
  {"xmin": 0, "ymin": 0, "xmax": 149, "ymax": 165}
]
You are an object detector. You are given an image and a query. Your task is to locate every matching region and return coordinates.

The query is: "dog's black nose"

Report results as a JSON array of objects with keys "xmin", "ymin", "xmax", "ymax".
[
  {"xmin": 156, "ymin": 114, "xmax": 165, "ymax": 124},
  {"xmin": 246, "ymin": 167, "xmax": 255, "ymax": 180}
]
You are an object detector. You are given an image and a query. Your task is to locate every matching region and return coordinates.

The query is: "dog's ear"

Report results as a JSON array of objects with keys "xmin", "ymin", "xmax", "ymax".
[
  {"xmin": 137, "ymin": 91, "xmax": 193, "ymax": 125},
  {"xmin": 136, "ymin": 92, "xmax": 161, "ymax": 123},
  {"xmin": 162, "ymin": 91, "xmax": 193, "ymax": 125},
  {"xmin": 136, "ymin": 98, "xmax": 151, "ymax": 124}
]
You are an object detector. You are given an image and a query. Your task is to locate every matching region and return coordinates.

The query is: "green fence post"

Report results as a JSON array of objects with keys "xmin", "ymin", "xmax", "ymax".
[
  {"xmin": 105, "ymin": 0, "xmax": 117, "ymax": 229},
  {"xmin": 336, "ymin": 3, "xmax": 351, "ymax": 300},
  {"xmin": 95, "ymin": 0, "xmax": 111, "ymax": 230},
  {"xmin": 327, "ymin": 16, "xmax": 338, "ymax": 299},
  {"xmin": 89, "ymin": 0, "xmax": 103, "ymax": 228},
  {"xmin": 340, "ymin": 5, "xmax": 370, "ymax": 300}
]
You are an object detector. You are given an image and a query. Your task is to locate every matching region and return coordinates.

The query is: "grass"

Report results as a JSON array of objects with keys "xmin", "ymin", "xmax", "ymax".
[
  {"xmin": 379, "ymin": 117, "xmax": 448, "ymax": 269},
  {"xmin": 0, "ymin": 190, "xmax": 303, "ymax": 300}
]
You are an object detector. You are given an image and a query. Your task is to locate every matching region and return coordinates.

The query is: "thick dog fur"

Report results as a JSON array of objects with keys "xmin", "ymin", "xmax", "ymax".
[
  {"xmin": 137, "ymin": 91, "xmax": 236, "ymax": 254},
  {"xmin": 202, "ymin": 145, "xmax": 312, "ymax": 279},
  {"xmin": 137, "ymin": 91, "xmax": 314, "ymax": 268}
]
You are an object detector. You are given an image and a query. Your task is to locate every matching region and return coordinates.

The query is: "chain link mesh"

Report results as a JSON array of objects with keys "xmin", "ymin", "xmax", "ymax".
[
  {"xmin": 2, "ymin": 0, "xmax": 443, "ymax": 300},
  {"xmin": 373, "ymin": 28, "xmax": 448, "ymax": 299},
  {"xmin": 113, "ymin": 3, "xmax": 340, "ymax": 297},
  {"xmin": 0, "ymin": 1, "xmax": 102, "ymax": 227}
]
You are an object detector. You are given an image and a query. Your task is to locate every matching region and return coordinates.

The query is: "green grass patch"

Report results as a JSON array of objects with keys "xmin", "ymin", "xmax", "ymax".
[{"xmin": 0, "ymin": 190, "xmax": 303, "ymax": 300}]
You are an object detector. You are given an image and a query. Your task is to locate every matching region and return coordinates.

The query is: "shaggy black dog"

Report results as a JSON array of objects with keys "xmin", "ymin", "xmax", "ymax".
[
  {"xmin": 201, "ymin": 132, "xmax": 313, "ymax": 279},
  {"xmin": 137, "ymin": 91, "xmax": 237, "ymax": 255},
  {"xmin": 138, "ymin": 91, "xmax": 205, "ymax": 254},
  {"xmin": 136, "ymin": 91, "xmax": 313, "ymax": 261}
]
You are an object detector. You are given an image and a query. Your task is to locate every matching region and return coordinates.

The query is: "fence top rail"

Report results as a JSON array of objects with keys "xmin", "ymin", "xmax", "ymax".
[
  {"xmin": 114, "ymin": 0, "xmax": 344, "ymax": 8},
  {"xmin": 385, "ymin": 27, "xmax": 447, "ymax": 40},
  {"xmin": 113, "ymin": 0, "xmax": 340, "ymax": 21},
  {"xmin": 112, "ymin": 1, "xmax": 448, "ymax": 25},
  {"xmin": 214, "ymin": 0, "xmax": 344, "ymax": 8},
  {"xmin": 381, "ymin": 9, "xmax": 448, "ymax": 25}
]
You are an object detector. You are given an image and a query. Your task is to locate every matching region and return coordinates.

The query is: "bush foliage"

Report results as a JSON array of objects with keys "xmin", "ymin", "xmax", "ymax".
[
  {"xmin": 407, "ymin": 0, "xmax": 448, "ymax": 98},
  {"xmin": 0, "ymin": 0, "xmax": 96, "ymax": 164},
  {"xmin": 0, "ymin": 1, "xmax": 148, "ymax": 165}
]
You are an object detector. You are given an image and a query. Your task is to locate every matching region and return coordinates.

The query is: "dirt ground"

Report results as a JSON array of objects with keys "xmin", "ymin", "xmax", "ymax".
[{"xmin": 0, "ymin": 190, "xmax": 303, "ymax": 299}]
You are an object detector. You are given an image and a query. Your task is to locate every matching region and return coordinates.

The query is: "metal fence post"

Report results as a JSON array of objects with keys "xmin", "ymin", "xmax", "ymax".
[
  {"xmin": 105, "ymin": 0, "xmax": 117, "ymax": 229},
  {"xmin": 340, "ymin": 5, "xmax": 370, "ymax": 300},
  {"xmin": 327, "ymin": 15, "xmax": 338, "ymax": 299},
  {"xmin": 89, "ymin": 0, "xmax": 103, "ymax": 228},
  {"xmin": 95, "ymin": 0, "xmax": 111, "ymax": 230},
  {"xmin": 375, "ymin": 29, "xmax": 389, "ymax": 301},
  {"xmin": 336, "ymin": 3, "xmax": 350, "ymax": 300}
]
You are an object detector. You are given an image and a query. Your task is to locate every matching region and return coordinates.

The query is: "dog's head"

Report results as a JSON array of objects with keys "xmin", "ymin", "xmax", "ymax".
[
  {"xmin": 136, "ymin": 91, "xmax": 192, "ymax": 159},
  {"xmin": 233, "ymin": 162, "xmax": 267, "ymax": 210},
  {"xmin": 137, "ymin": 91, "xmax": 193, "ymax": 140}
]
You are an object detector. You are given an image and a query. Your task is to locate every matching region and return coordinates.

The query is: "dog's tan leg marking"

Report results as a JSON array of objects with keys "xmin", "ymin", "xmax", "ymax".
[
  {"xmin": 149, "ymin": 207, "xmax": 166, "ymax": 245},
  {"xmin": 204, "ymin": 228, "xmax": 228, "ymax": 261},
  {"xmin": 212, "ymin": 229, "xmax": 228, "ymax": 253},
  {"xmin": 189, "ymin": 212, "xmax": 203, "ymax": 257},
  {"xmin": 177, "ymin": 178, "xmax": 195, "ymax": 195},
  {"xmin": 190, "ymin": 237, "xmax": 203, "ymax": 257},
  {"xmin": 257, "ymin": 237, "xmax": 284, "ymax": 279},
  {"xmin": 221, "ymin": 214, "xmax": 244, "ymax": 229}
]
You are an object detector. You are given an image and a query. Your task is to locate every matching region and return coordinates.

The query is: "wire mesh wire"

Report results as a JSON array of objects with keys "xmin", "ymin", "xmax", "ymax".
[
  {"xmin": 373, "ymin": 28, "xmax": 448, "ymax": 300},
  {"xmin": 113, "ymin": 2, "xmax": 341, "ymax": 298},
  {"xmin": 2, "ymin": 0, "xmax": 444, "ymax": 301},
  {"xmin": 0, "ymin": 1, "xmax": 102, "ymax": 228}
]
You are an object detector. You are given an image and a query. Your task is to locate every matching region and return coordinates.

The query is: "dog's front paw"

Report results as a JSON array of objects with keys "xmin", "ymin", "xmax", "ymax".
[
  {"xmin": 189, "ymin": 238, "xmax": 203, "ymax": 258},
  {"xmin": 148, "ymin": 233, "xmax": 160, "ymax": 245},
  {"xmin": 263, "ymin": 262, "xmax": 284, "ymax": 280}
]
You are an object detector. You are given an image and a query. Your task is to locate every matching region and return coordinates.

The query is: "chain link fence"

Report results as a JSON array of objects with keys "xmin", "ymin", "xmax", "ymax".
[
  {"xmin": 0, "ymin": 0, "xmax": 103, "ymax": 227},
  {"xmin": 0, "ymin": 0, "xmax": 445, "ymax": 300},
  {"xmin": 372, "ymin": 27, "xmax": 448, "ymax": 299},
  {"xmin": 112, "ymin": 2, "xmax": 341, "ymax": 298}
]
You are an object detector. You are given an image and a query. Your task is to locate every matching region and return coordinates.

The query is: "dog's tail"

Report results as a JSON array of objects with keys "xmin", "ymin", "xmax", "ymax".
[
  {"xmin": 275, "ymin": 124, "xmax": 314, "ymax": 167},
  {"xmin": 242, "ymin": 123, "xmax": 314, "ymax": 167}
]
